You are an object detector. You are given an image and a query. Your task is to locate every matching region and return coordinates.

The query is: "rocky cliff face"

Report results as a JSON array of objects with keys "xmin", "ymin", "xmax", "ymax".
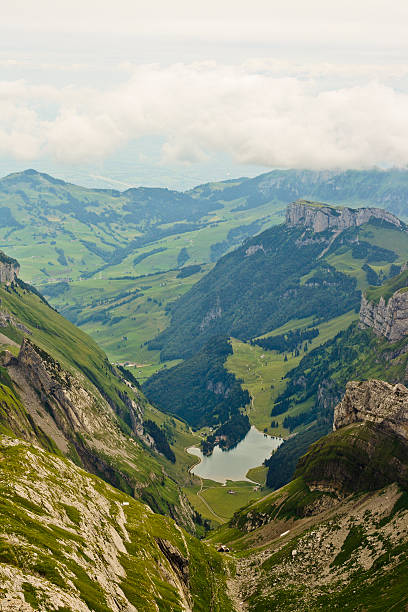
[
  {"xmin": 333, "ymin": 379, "xmax": 408, "ymax": 439},
  {"xmin": 0, "ymin": 251, "xmax": 19, "ymax": 284},
  {"xmin": 359, "ymin": 290, "xmax": 408, "ymax": 341},
  {"xmin": 1, "ymin": 339, "xmax": 196, "ymax": 532},
  {"xmin": 293, "ymin": 378, "xmax": 408, "ymax": 495},
  {"xmin": 286, "ymin": 200, "xmax": 405, "ymax": 233}
]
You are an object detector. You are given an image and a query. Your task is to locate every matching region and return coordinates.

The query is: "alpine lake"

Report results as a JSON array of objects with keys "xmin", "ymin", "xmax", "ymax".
[{"xmin": 187, "ymin": 426, "xmax": 282, "ymax": 483}]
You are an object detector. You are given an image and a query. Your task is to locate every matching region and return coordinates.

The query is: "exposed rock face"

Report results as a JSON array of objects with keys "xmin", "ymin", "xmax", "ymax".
[
  {"xmin": 0, "ymin": 340, "xmax": 198, "ymax": 535},
  {"xmin": 0, "ymin": 436, "xmax": 229, "ymax": 612},
  {"xmin": 286, "ymin": 200, "xmax": 405, "ymax": 233},
  {"xmin": 334, "ymin": 379, "xmax": 408, "ymax": 441},
  {"xmin": 199, "ymin": 296, "xmax": 222, "ymax": 331},
  {"xmin": 0, "ymin": 254, "xmax": 19, "ymax": 284},
  {"xmin": 0, "ymin": 310, "xmax": 31, "ymax": 334},
  {"xmin": 359, "ymin": 290, "xmax": 408, "ymax": 341},
  {"xmin": 16, "ymin": 337, "xmax": 104, "ymax": 439}
]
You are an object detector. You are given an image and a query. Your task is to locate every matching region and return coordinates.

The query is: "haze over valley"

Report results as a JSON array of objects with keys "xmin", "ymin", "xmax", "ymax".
[{"xmin": 1, "ymin": 1, "xmax": 408, "ymax": 610}]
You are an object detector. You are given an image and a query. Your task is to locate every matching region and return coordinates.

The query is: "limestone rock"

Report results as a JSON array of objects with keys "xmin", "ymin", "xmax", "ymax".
[
  {"xmin": 359, "ymin": 290, "xmax": 408, "ymax": 341},
  {"xmin": 0, "ymin": 310, "xmax": 31, "ymax": 334},
  {"xmin": 0, "ymin": 251, "xmax": 19, "ymax": 284},
  {"xmin": 286, "ymin": 200, "xmax": 405, "ymax": 234},
  {"xmin": 333, "ymin": 379, "xmax": 408, "ymax": 441}
]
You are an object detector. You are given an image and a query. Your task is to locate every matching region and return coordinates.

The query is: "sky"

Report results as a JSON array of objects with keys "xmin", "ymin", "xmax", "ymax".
[{"xmin": 1, "ymin": 0, "xmax": 408, "ymax": 189}]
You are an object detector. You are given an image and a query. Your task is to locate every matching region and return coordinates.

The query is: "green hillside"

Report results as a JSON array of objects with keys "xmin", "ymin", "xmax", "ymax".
[
  {"xmin": 3, "ymin": 168, "xmax": 408, "ymax": 608},
  {"xmin": 0, "ymin": 435, "xmax": 233, "ymax": 611},
  {"xmin": 209, "ymin": 409, "xmax": 408, "ymax": 610},
  {"xmin": 264, "ymin": 317, "xmax": 408, "ymax": 491},
  {"xmin": 150, "ymin": 224, "xmax": 362, "ymax": 360},
  {"xmin": 0, "ymin": 168, "xmax": 281, "ymax": 287},
  {"xmin": 0, "ymin": 271, "xmax": 204, "ymax": 532},
  {"xmin": 143, "ymin": 337, "xmax": 250, "ymax": 430},
  {"xmin": 151, "ymin": 216, "xmax": 408, "ymax": 361},
  {"xmin": 2, "ymin": 167, "xmax": 408, "ymax": 372}
]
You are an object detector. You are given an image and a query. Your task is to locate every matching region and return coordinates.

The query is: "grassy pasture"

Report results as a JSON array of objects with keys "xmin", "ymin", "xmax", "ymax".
[{"xmin": 226, "ymin": 310, "xmax": 358, "ymax": 435}]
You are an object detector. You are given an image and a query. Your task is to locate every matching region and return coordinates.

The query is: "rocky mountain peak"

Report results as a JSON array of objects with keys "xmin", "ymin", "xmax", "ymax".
[
  {"xmin": 334, "ymin": 379, "xmax": 408, "ymax": 440},
  {"xmin": 0, "ymin": 251, "xmax": 19, "ymax": 284},
  {"xmin": 286, "ymin": 199, "xmax": 405, "ymax": 233}
]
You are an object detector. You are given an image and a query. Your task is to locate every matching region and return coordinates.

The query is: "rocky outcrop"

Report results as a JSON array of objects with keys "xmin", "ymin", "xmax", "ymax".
[
  {"xmin": 359, "ymin": 290, "xmax": 408, "ymax": 341},
  {"xmin": 293, "ymin": 379, "xmax": 408, "ymax": 495},
  {"xmin": 333, "ymin": 379, "xmax": 408, "ymax": 441},
  {"xmin": 0, "ymin": 436, "xmax": 230, "ymax": 612},
  {"xmin": 0, "ymin": 251, "xmax": 19, "ymax": 284},
  {"xmin": 199, "ymin": 296, "xmax": 222, "ymax": 331},
  {"xmin": 16, "ymin": 337, "xmax": 102, "ymax": 439},
  {"xmin": 0, "ymin": 310, "xmax": 31, "ymax": 334},
  {"xmin": 286, "ymin": 200, "xmax": 405, "ymax": 234}
]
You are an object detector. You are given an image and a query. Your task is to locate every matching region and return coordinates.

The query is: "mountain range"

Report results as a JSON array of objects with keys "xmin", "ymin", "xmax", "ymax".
[
  {"xmin": 2, "ymin": 247, "xmax": 408, "ymax": 607},
  {"xmin": 1, "ymin": 168, "xmax": 408, "ymax": 608}
]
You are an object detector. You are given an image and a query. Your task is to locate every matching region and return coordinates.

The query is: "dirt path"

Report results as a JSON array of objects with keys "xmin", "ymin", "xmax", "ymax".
[
  {"xmin": 185, "ymin": 446, "xmax": 227, "ymax": 523},
  {"xmin": 0, "ymin": 332, "xmax": 18, "ymax": 347},
  {"xmin": 196, "ymin": 479, "xmax": 226, "ymax": 523}
]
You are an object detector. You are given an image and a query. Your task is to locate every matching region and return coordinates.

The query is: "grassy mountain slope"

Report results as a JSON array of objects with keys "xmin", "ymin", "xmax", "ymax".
[
  {"xmin": 0, "ymin": 271, "xmax": 202, "ymax": 532},
  {"xmin": 264, "ymin": 313, "xmax": 408, "ymax": 490},
  {"xmin": 143, "ymin": 208, "xmax": 408, "ymax": 459},
  {"xmin": 2, "ymin": 168, "xmax": 408, "ymax": 375},
  {"xmin": 0, "ymin": 435, "xmax": 233, "ymax": 611},
  {"xmin": 151, "ymin": 212, "xmax": 408, "ymax": 361},
  {"xmin": 150, "ymin": 223, "xmax": 362, "ymax": 360},
  {"xmin": 209, "ymin": 411, "xmax": 408, "ymax": 610},
  {"xmin": 0, "ymin": 169, "xmax": 279, "ymax": 287},
  {"xmin": 225, "ymin": 310, "xmax": 357, "ymax": 434},
  {"xmin": 46, "ymin": 265, "xmax": 211, "ymax": 379}
]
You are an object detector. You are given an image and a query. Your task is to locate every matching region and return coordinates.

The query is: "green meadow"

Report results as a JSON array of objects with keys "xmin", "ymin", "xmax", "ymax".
[
  {"xmin": 226, "ymin": 310, "xmax": 358, "ymax": 435},
  {"xmin": 184, "ymin": 479, "xmax": 265, "ymax": 524}
]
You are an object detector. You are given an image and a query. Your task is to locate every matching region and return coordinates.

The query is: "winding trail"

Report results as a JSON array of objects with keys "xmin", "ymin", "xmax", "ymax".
[
  {"xmin": 185, "ymin": 446, "xmax": 227, "ymax": 523},
  {"xmin": 196, "ymin": 478, "xmax": 227, "ymax": 523}
]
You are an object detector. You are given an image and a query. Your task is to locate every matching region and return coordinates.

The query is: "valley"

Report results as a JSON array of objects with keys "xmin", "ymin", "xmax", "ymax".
[
  {"xmin": 1, "ymin": 169, "xmax": 408, "ymax": 608},
  {"xmin": 226, "ymin": 310, "xmax": 357, "ymax": 435}
]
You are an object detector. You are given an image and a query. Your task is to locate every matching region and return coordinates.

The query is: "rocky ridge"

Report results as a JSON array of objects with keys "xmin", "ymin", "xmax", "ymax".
[
  {"xmin": 218, "ymin": 376, "xmax": 408, "ymax": 609},
  {"xmin": 0, "ymin": 337, "xmax": 196, "ymax": 532},
  {"xmin": 2, "ymin": 337, "xmax": 144, "ymax": 453},
  {"xmin": 359, "ymin": 288, "xmax": 408, "ymax": 341},
  {"xmin": 286, "ymin": 199, "xmax": 405, "ymax": 233}
]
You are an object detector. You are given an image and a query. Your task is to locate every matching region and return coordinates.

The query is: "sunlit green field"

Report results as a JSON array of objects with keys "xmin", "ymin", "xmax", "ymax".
[
  {"xmin": 184, "ymin": 479, "xmax": 265, "ymax": 524},
  {"xmin": 226, "ymin": 310, "xmax": 358, "ymax": 435},
  {"xmin": 48, "ymin": 266, "xmax": 211, "ymax": 376}
]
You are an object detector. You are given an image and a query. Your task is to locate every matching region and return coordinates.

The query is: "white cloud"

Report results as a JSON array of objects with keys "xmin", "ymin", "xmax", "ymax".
[{"xmin": 1, "ymin": 62, "xmax": 408, "ymax": 170}]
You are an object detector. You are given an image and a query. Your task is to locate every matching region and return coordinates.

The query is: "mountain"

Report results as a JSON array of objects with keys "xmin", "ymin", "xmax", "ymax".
[
  {"xmin": 3, "ymin": 166, "xmax": 408, "ymax": 283},
  {"xmin": 3, "ymin": 167, "xmax": 408, "ymax": 373},
  {"xmin": 0, "ymin": 168, "xmax": 278, "ymax": 286},
  {"xmin": 265, "ymin": 265, "xmax": 408, "ymax": 490},
  {"xmin": 221, "ymin": 168, "xmax": 408, "ymax": 219},
  {"xmin": 150, "ymin": 200, "xmax": 407, "ymax": 361},
  {"xmin": 143, "ymin": 337, "xmax": 251, "ymax": 454},
  {"xmin": 142, "ymin": 201, "xmax": 408, "ymax": 470},
  {"xmin": 3, "ymin": 173, "xmax": 408, "ymax": 607},
  {"xmin": 0, "ymin": 253, "xmax": 200, "ymax": 532},
  {"xmin": 3, "ymin": 373, "xmax": 408, "ymax": 608},
  {"xmin": 143, "ymin": 337, "xmax": 249, "ymax": 430},
  {"xmin": 0, "ymin": 435, "xmax": 232, "ymax": 611},
  {"xmin": 211, "ymin": 379, "xmax": 408, "ymax": 610}
]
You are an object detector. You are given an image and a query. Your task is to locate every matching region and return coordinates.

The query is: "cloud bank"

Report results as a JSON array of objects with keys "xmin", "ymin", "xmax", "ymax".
[{"xmin": 1, "ymin": 62, "xmax": 408, "ymax": 170}]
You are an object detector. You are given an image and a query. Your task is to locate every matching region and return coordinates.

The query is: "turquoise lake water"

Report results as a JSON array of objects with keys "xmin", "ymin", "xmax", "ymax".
[{"xmin": 187, "ymin": 426, "xmax": 282, "ymax": 483}]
